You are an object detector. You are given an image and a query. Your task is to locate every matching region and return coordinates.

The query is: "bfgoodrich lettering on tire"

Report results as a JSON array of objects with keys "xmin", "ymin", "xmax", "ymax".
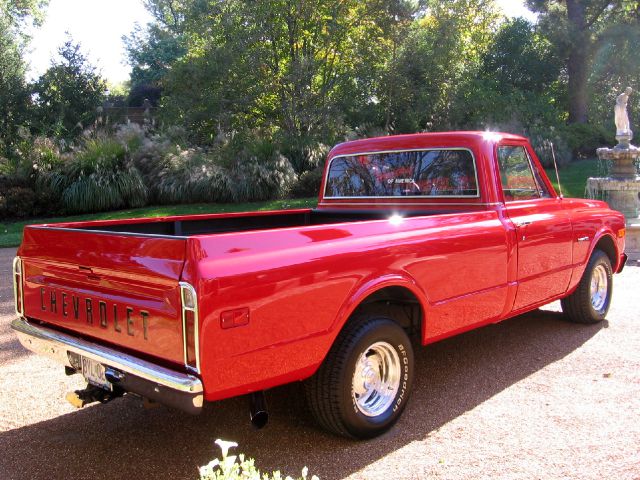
[
  {"xmin": 561, "ymin": 249, "xmax": 613, "ymax": 324},
  {"xmin": 305, "ymin": 314, "xmax": 414, "ymax": 439}
]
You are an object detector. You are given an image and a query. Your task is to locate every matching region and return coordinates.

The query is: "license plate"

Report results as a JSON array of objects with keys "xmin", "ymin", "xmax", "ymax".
[{"xmin": 81, "ymin": 356, "xmax": 112, "ymax": 391}]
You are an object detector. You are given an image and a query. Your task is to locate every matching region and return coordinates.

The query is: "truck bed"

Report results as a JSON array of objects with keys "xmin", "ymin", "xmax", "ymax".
[{"xmin": 39, "ymin": 207, "xmax": 468, "ymax": 237}]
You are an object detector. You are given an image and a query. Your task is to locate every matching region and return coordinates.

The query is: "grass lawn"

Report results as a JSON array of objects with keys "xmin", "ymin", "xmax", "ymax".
[
  {"xmin": 0, "ymin": 159, "xmax": 598, "ymax": 249},
  {"xmin": 545, "ymin": 158, "xmax": 598, "ymax": 199},
  {"xmin": 0, "ymin": 197, "xmax": 317, "ymax": 249}
]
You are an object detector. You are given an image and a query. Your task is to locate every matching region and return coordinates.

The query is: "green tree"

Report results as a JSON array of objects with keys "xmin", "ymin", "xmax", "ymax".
[
  {"xmin": 0, "ymin": 0, "xmax": 48, "ymax": 30},
  {"xmin": 123, "ymin": 0, "xmax": 188, "ymax": 107},
  {"xmin": 32, "ymin": 38, "xmax": 107, "ymax": 138},
  {"xmin": 526, "ymin": 0, "xmax": 640, "ymax": 124},
  {"xmin": 481, "ymin": 18, "xmax": 561, "ymax": 95},
  {"xmin": 0, "ymin": 0, "xmax": 48, "ymax": 158},
  {"xmin": 383, "ymin": 0, "xmax": 501, "ymax": 133},
  {"xmin": 450, "ymin": 17, "xmax": 565, "ymax": 142},
  {"xmin": 124, "ymin": 23, "xmax": 186, "ymax": 106},
  {"xmin": 588, "ymin": 8, "xmax": 640, "ymax": 128},
  {"xmin": 160, "ymin": 1, "xmax": 416, "ymax": 151},
  {"xmin": 0, "ymin": 16, "xmax": 29, "ymax": 157}
]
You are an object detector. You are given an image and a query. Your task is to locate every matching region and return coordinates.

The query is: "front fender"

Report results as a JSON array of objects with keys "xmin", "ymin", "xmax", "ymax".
[{"xmin": 568, "ymin": 228, "xmax": 620, "ymax": 295}]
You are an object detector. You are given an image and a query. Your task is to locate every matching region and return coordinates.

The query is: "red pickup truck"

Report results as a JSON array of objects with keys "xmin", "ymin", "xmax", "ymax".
[{"xmin": 11, "ymin": 131, "xmax": 627, "ymax": 439}]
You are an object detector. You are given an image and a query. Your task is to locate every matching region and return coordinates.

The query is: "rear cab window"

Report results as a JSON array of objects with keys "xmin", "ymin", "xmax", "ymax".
[{"xmin": 324, "ymin": 149, "xmax": 479, "ymax": 198}]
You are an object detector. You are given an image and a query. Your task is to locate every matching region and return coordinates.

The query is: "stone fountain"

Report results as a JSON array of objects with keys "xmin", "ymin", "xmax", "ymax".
[{"xmin": 586, "ymin": 86, "xmax": 640, "ymax": 260}]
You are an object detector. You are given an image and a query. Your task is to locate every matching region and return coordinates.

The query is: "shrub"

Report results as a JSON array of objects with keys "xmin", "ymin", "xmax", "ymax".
[
  {"xmin": 562, "ymin": 123, "xmax": 612, "ymax": 158},
  {"xmin": 154, "ymin": 148, "xmax": 236, "ymax": 204},
  {"xmin": 527, "ymin": 125, "xmax": 572, "ymax": 168},
  {"xmin": 199, "ymin": 439, "xmax": 318, "ymax": 480},
  {"xmin": 40, "ymin": 137, "xmax": 148, "ymax": 214},
  {"xmin": 148, "ymin": 136, "xmax": 298, "ymax": 205},
  {"xmin": 115, "ymin": 123, "xmax": 147, "ymax": 153},
  {"xmin": 290, "ymin": 167, "xmax": 324, "ymax": 198},
  {"xmin": 233, "ymin": 152, "xmax": 298, "ymax": 202},
  {"xmin": 0, "ymin": 186, "xmax": 36, "ymax": 219},
  {"xmin": 279, "ymin": 137, "xmax": 330, "ymax": 174}
]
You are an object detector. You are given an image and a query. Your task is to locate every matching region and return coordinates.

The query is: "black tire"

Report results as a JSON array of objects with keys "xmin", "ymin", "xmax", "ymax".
[
  {"xmin": 304, "ymin": 315, "xmax": 414, "ymax": 439},
  {"xmin": 561, "ymin": 249, "xmax": 613, "ymax": 324}
]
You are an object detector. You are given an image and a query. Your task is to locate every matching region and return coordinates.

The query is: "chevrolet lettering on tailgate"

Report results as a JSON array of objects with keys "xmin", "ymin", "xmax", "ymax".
[{"xmin": 38, "ymin": 287, "xmax": 150, "ymax": 340}]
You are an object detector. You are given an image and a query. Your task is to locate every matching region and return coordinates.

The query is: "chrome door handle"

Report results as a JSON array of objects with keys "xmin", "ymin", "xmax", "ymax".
[{"xmin": 515, "ymin": 221, "xmax": 532, "ymax": 228}]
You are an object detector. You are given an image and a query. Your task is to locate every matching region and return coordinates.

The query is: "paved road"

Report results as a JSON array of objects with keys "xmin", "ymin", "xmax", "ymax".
[{"xmin": 1, "ymin": 246, "xmax": 638, "ymax": 480}]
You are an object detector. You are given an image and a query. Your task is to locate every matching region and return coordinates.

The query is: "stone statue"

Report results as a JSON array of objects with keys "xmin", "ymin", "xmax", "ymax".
[{"xmin": 615, "ymin": 87, "xmax": 633, "ymax": 136}]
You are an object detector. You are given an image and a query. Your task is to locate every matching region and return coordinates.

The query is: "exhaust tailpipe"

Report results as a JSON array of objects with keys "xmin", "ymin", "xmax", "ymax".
[{"xmin": 249, "ymin": 391, "xmax": 269, "ymax": 429}]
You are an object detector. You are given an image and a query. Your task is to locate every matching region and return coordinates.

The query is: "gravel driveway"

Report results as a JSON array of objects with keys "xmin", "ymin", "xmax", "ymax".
[{"xmin": 1, "ymin": 246, "xmax": 638, "ymax": 480}]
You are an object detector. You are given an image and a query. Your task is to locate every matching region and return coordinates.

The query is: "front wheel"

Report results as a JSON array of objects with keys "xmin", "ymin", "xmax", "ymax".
[
  {"xmin": 561, "ymin": 249, "xmax": 613, "ymax": 324},
  {"xmin": 305, "ymin": 315, "xmax": 414, "ymax": 439}
]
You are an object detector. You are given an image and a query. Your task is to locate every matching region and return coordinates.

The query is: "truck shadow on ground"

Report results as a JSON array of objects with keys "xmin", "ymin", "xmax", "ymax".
[{"xmin": 0, "ymin": 309, "xmax": 604, "ymax": 480}]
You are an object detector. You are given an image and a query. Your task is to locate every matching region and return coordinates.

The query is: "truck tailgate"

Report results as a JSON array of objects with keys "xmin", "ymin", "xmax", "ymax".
[{"xmin": 18, "ymin": 226, "xmax": 187, "ymax": 366}]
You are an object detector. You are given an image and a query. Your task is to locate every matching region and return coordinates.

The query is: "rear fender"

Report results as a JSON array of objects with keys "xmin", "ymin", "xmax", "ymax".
[{"xmin": 329, "ymin": 272, "xmax": 430, "ymax": 344}]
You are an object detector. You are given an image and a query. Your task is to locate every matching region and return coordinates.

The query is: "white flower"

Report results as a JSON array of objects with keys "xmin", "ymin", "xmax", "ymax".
[{"xmin": 215, "ymin": 438, "xmax": 238, "ymax": 459}]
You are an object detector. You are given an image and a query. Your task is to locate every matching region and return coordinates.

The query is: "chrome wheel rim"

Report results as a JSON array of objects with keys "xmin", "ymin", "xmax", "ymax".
[
  {"xmin": 590, "ymin": 264, "xmax": 609, "ymax": 311},
  {"xmin": 352, "ymin": 341, "xmax": 401, "ymax": 417}
]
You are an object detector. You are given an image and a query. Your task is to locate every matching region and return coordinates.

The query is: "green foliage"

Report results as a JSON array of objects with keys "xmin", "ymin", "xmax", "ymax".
[
  {"xmin": 0, "ymin": 0, "xmax": 49, "ymax": 27},
  {"xmin": 0, "ymin": 131, "xmax": 63, "ymax": 219},
  {"xmin": 291, "ymin": 167, "xmax": 324, "ymax": 198},
  {"xmin": 124, "ymin": 0, "xmax": 633, "ymax": 166},
  {"xmin": 481, "ymin": 18, "xmax": 561, "ymax": 95},
  {"xmin": 152, "ymin": 148, "xmax": 236, "ymax": 204},
  {"xmin": 527, "ymin": 125, "xmax": 572, "ymax": 168},
  {"xmin": 199, "ymin": 439, "xmax": 319, "ymax": 480},
  {"xmin": 562, "ymin": 123, "xmax": 612, "ymax": 158},
  {"xmin": 40, "ymin": 137, "xmax": 147, "ymax": 214},
  {"xmin": 124, "ymin": 23, "xmax": 186, "ymax": 106},
  {"xmin": 379, "ymin": 0, "xmax": 502, "ymax": 132},
  {"xmin": 160, "ymin": 0, "xmax": 416, "ymax": 143},
  {"xmin": 589, "ymin": 20, "xmax": 640, "ymax": 130},
  {"xmin": 32, "ymin": 38, "xmax": 107, "ymax": 138},
  {"xmin": 526, "ymin": 0, "xmax": 639, "ymax": 124},
  {"xmin": 0, "ymin": 14, "xmax": 30, "ymax": 159},
  {"xmin": 278, "ymin": 137, "xmax": 330, "ymax": 174},
  {"xmin": 133, "ymin": 131, "xmax": 298, "ymax": 204},
  {"xmin": 233, "ymin": 151, "xmax": 298, "ymax": 202},
  {"xmin": 0, "ymin": 185, "xmax": 36, "ymax": 219}
]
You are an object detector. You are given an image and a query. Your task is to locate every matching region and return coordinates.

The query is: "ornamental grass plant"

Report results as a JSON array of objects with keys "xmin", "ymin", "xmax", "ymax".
[{"xmin": 39, "ymin": 136, "xmax": 148, "ymax": 213}]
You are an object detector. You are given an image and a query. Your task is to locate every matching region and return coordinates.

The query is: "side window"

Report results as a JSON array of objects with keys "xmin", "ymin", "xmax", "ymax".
[{"xmin": 497, "ymin": 146, "xmax": 549, "ymax": 201}]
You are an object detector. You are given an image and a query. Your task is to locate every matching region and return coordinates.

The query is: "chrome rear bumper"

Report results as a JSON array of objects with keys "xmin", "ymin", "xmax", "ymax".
[{"xmin": 11, "ymin": 317, "xmax": 203, "ymax": 414}]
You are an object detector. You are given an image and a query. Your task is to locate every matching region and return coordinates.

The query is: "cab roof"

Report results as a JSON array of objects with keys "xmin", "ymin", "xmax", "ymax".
[{"xmin": 329, "ymin": 131, "xmax": 528, "ymax": 158}]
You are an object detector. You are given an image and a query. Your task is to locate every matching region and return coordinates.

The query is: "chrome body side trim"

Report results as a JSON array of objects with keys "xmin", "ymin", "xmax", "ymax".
[{"xmin": 11, "ymin": 317, "xmax": 203, "ymax": 395}]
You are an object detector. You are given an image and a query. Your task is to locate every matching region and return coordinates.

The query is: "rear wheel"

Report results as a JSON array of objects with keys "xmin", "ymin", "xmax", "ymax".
[
  {"xmin": 561, "ymin": 249, "xmax": 613, "ymax": 324},
  {"xmin": 305, "ymin": 315, "xmax": 414, "ymax": 439}
]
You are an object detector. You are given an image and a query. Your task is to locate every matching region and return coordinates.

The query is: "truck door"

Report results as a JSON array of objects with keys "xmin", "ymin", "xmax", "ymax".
[{"xmin": 496, "ymin": 144, "xmax": 574, "ymax": 310}]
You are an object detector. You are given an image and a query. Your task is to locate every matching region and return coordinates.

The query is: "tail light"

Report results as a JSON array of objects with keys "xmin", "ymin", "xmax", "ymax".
[
  {"xmin": 180, "ymin": 282, "xmax": 200, "ymax": 373},
  {"xmin": 13, "ymin": 257, "xmax": 24, "ymax": 316}
]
